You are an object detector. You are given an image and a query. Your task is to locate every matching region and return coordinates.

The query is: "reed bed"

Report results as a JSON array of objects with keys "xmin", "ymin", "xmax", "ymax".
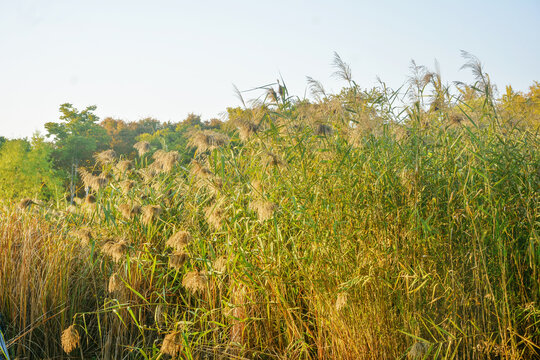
[{"xmin": 0, "ymin": 58, "xmax": 539, "ymax": 359}]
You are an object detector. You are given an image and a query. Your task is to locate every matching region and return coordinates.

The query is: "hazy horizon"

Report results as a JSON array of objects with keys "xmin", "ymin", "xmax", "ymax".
[{"xmin": 1, "ymin": 0, "xmax": 539, "ymax": 139}]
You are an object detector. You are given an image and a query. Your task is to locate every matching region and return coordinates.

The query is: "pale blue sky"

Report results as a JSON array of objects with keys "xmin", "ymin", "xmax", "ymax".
[{"xmin": 1, "ymin": 0, "xmax": 539, "ymax": 138}]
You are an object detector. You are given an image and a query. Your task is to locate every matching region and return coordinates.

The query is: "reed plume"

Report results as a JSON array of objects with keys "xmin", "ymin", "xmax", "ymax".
[
  {"xmin": 166, "ymin": 230, "xmax": 192, "ymax": 250},
  {"xmin": 161, "ymin": 331, "xmax": 183, "ymax": 356},
  {"xmin": 141, "ymin": 205, "xmax": 162, "ymax": 225},
  {"xmin": 133, "ymin": 141, "xmax": 151, "ymax": 156},
  {"xmin": 182, "ymin": 270, "xmax": 208, "ymax": 294},
  {"xmin": 102, "ymin": 239, "xmax": 128, "ymax": 263},
  {"xmin": 169, "ymin": 251, "xmax": 189, "ymax": 269},
  {"xmin": 188, "ymin": 130, "xmax": 229, "ymax": 152},
  {"xmin": 61, "ymin": 325, "xmax": 80, "ymax": 354},
  {"xmin": 94, "ymin": 149, "xmax": 117, "ymax": 165}
]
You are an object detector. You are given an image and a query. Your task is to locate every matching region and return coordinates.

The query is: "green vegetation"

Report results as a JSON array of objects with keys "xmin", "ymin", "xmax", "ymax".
[{"xmin": 0, "ymin": 53, "xmax": 538, "ymax": 359}]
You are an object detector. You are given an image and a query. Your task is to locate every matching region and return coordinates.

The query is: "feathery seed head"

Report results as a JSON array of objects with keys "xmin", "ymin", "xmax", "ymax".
[
  {"xmin": 205, "ymin": 205, "xmax": 225, "ymax": 230},
  {"xmin": 212, "ymin": 255, "xmax": 228, "ymax": 273},
  {"xmin": 141, "ymin": 205, "xmax": 162, "ymax": 225},
  {"xmin": 250, "ymin": 200, "xmax": 278, "ymax": 221},
  {"xmin": 85, "ymin": 194, "xmax": 96, "ymax": 204},
  {"xmin": 61, "ymin": 325, "xmax": 80, "ymax": 354},
  {"xmin": 191, "ymin": 160, "xmax": 214, "ymax": 179},
  {"xmin": 188, "ymin": 130, "xmax": 229, "ymax": 152},
  {"xmin": 166, "ymin": 230, "xmax": 192, "ymax": 250},
  {"xmin": 408, "ymin": 342, "xmax": 429, "ymax": 359},
  {"xmin": 73, "ymin": 227, "xmax": 92, "ymax": 246},
  {"xmin": 161, "ymin": 331, "xmax": 183, "ymax": 356},
  {"xmin": 263, "ymin": 152, "xmax": 284, "ymax": 167},
  {"xmin": 335, "ymin": 292, "xmax": 348, "ymax": 311},
  {"xmin": 18, "ymin": 198, "xmax": 35, "ymax": 210},
  {"xmin": 102, "ymin": 239, "xmax": 128, "ymax": 263},
  {"xmin": 94, "ymin": 149, "xmax": 117, "ymax": 165},
  {"xmin": 315, "ymin": 123, "xmax": 333, "ymax": 136},
  {"xmin": 108, "ymin": 272, "xmax": 124, "ymax": 294},
  {"xmin": 115, "ymin": 159, "xmax": 132, "ymax": 173},
  {"xmin": 133, "ymin": 141, "xmax": 151, "ymax": 156},
  {"xmin": 169, "ymin": 251, "xmax": 189, "ymax": 269},
  {"xmin": 182, "ymin": 270, "xmax": 208, "ymax": 294},
  {"xmin": 119, "ymin": 180, "xmax": 135, "ymax": 194},
  {"xmin": 118, "ymin": 203, "xmax": 140, "ymax": 219}
]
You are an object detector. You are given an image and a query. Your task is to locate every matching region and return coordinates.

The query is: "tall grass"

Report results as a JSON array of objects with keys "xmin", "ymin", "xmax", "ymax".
[{"xmin": 0, "ymin": 56, "xmax": 538, "ymax": 359}]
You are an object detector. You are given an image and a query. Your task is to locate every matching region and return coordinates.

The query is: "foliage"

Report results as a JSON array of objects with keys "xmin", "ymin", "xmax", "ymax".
[
  {"xmin": 0, "ymin": 135, "xmax": 62, "ymax": 200},
  {"xmin": 45, "ymin": 103, "xmax": 110, "ymax": 170}
]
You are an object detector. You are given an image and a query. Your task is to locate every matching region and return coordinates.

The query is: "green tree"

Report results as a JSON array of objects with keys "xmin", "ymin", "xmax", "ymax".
[
  {"xmin": 0, "ymin": 135, "xmax": 62, "ymax": 201},
  {"xmin": 45, "ymin": 104, "xmax": 110, "ymax": 201}
]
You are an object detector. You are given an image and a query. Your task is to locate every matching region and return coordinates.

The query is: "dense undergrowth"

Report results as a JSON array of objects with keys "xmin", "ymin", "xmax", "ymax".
[{"xmin": 0, "ymin": 55, "xmax": 539, "ymax": 359}]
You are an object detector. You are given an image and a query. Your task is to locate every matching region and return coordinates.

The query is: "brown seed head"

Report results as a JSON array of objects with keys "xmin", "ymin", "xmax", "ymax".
[
  {"xmin": 18, "ymin": 198, "xmax": 35, "ymax": 210},
  {"xmin": 314, "ymin": 123, "xmax": 333, "ymax": 136},
  {"xmin": 102, "ymin": 239, "xmax": 128, "ymax": 263},
  {"xmin": 161, "ymin": 331, "xmax": 183, "ymax": 356},
  {"xmin": 94, "ymin": 149, "xmax": 117, "ymax": 165},
  {"xmin": 85, "ymin": 194, "xmax": 96, "ymax": 204},
  {"xmin": 166, "ymin": 230, "xmax": 192, "ymax": 250},
  {"xmin": 153, "ymin": 151, "xmax": 179, "ymax": 172},
  {"xmin": 191, "ymin": 160, "xmax": 214, "ymax": 179},
  {"xmin": 250, "ymin": 200, "xmax": 278, "ymax": 221},
  {"xmin": 188, "ymin": 130, "xmax": 229, "ymax": 152},
  {"xmin": 73, "ymin": 227, "xmax": 92, "ymax": 246},
  {"xmin": 205, "ymin": 205, "xmax": 225, "ymax": 230},
  {"xmin": 335, "ymin": 292, "xmax": 348, "ymax": 311},
  {"xmin": 408, "ymin": 342, "xmax": 429, "ymax": 360},
  {"xmin": 169, "ymin": 251, "xmax": 189, "ymax": 269},
  {"xmin": 141, "ymin": 205, "xmax": 162, "ymax": 225},
  {"xmin": 61, "ymin": 325, "xmax": 80, "ymax": 354},
  {"xmin": 133, "ymin": 141, "xmax": 151, "ymax": 156},
  {"xmin": 108, "ymin": 272, "xmax": 124, "ymax": 294},
  {"xmin": 182, "ymin": 270, "xmax": 208, "ymax": 294},
  {"xmin": 263, "ymin": 152, "xmax": 284, "ymax": 167},
  {"xmin": 119, "ymin": 180, "xmax": 135, "ymax": 194},
  {"xmin": 212, "ymin": 255, "xmax": 228, "ymax": 273},
  {"xmin": 118, "ymin": 203, "xmax": 140, "ymax": 220},
  {"xmin": 237, "ymin": 120, "xmax": 258, "ymax": 141},
  {"xmin": 115, "ymin": 159, "xmax": 132, "ymax": 173}
]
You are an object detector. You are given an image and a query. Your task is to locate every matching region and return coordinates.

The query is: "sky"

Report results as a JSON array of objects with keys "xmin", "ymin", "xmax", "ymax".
[{"xmin": 0, "ymin": 0, "xmax": 539, "ymax": 139}]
